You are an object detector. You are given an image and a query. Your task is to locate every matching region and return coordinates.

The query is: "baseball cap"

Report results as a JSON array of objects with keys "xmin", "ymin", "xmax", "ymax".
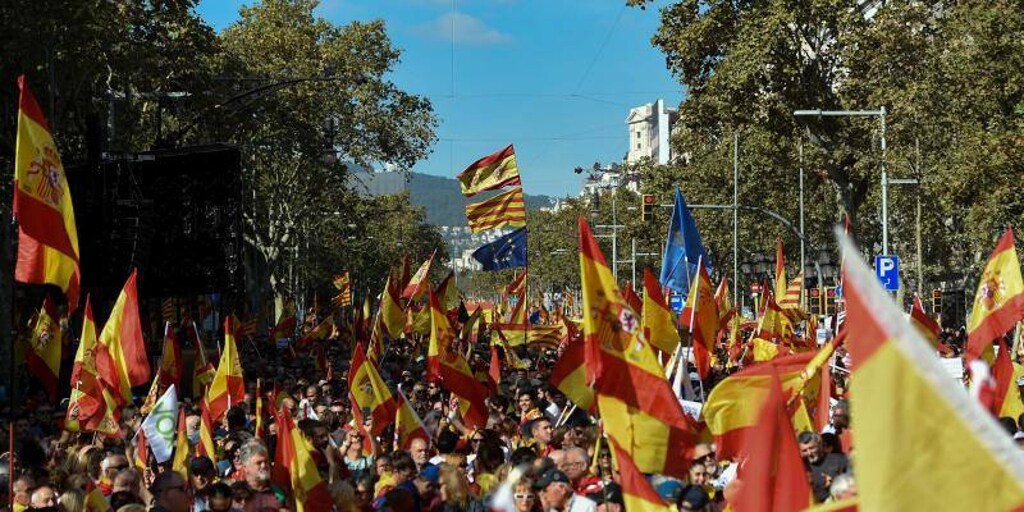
[
  {"xmin": 533, "ymin": 469, "xmax": 571, "ymax": 490},
  {"xmin": 655, "ymin": 479, "xmax": 685, "ymax": 503},
  {"xmin": 418, "ymin": 464, "xmax": 440, "ymax": 485}
]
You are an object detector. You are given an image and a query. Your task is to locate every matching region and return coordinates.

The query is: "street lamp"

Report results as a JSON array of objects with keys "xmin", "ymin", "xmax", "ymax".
[{"xmin": 793, "ymin": 108, "xmax": 889, "ymax": 254}]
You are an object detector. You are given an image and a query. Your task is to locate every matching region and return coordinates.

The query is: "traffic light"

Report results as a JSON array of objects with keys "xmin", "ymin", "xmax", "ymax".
[
  {"xmin": 642, "ymin": 194, "xmax": 655, "ymax": 222},
  {"xmin": 932, "ymin": 289, "xmax": 943, "ymax": 314}
]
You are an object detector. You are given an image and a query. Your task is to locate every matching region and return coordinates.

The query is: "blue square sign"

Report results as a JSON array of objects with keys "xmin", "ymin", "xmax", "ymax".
[
  {"xmin": 669, "ymin": 293, "xmax": 685, "ymax": 314},
  {"xmin": 874, "ymin": 255, "xmax": 900, "ymax": 291}
]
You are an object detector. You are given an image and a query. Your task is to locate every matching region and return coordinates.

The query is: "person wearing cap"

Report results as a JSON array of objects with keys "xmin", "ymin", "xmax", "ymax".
[
  {"xmin": 585, "ymin": 482, "xmax": 623, "ymax": 512},
  {"xmin": 677, "ymin": 484, "xmax": 710, "ymax": 511},
  {"xmin": 190, "ymin": 456, "xmax": 218, "ymax": 512},
  {"xmin": 536, "ymin": 469, "xmax": 596, "ymax": 512}
]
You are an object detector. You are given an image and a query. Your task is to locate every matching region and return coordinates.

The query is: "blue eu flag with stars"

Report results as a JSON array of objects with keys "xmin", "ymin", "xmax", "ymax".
[
  {"xmin": 472, "ymin": 227, "xmax": 528, "ymax": 271},
  {"xmin": 659, "ymin": 186, "xmax": 711, "ymax": 297}
]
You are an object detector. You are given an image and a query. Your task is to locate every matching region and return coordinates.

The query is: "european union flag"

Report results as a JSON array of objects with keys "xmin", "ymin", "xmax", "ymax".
[
  {"xmin": 659, "ymin": 186, "xmax": 711, "ymax": 296},
  {"xmin": 472, "ymin": 227, "xmax": 528, "ymax": 271}
]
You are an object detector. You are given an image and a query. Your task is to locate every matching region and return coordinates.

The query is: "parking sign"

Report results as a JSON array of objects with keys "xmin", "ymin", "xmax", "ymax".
[{"xmin": 874, "ymin": 255, "xmax": 900, "ymax": 291}]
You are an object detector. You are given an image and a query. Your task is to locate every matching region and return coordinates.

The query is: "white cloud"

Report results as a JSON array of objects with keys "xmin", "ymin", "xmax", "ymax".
[{"xmin": 411, "ymin": 11, "xmax": 512, "ymax": 45}]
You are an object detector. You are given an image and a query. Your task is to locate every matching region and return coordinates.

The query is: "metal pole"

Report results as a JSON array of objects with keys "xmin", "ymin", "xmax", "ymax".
[
  {"xmin": 880, "ymin": 106, "xmax": 888, "ymax": 255},
  {"xmin": 733, "ymin": 133, "xmax": 739, "ymax": 308},
  {"xmin": 612, "ymin": 189, "xmax": 618, "ymax": 280},
  {"xmin": 632, "ymin": 238, "xmax": 637, "ymax": 285},
  {"xmin": 4, "ymin": 213, "xmax": 16, "ymax": 509},
  {"xmin": 916, "ymin": 137, "xmax": 923, "ymax": 296},
  {"xmin": 799, "ymin": 141, "xmax": 805, "ymax": 278}
]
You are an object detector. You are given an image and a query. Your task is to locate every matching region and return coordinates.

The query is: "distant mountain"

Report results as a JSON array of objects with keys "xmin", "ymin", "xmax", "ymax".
[{"xmin": 348, "ymin": 170, "xmax": 555, "ymax": 226}]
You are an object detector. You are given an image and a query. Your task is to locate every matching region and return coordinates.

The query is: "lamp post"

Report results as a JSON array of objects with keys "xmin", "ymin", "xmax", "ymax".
[{"xmin": 793, "ymin": 108, "xmax": 888, "ymax": 253}]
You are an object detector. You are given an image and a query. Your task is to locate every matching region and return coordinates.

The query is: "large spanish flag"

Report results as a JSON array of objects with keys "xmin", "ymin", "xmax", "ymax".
[
  {"xmin": 348, "ymin": 342, "xmax": 398, "ymax": 436},
  {"xmin": 66, "ymin": 297, "xmax": 120, "ymax": 437},
  {"xmin": 839, "ymin": 229, "xmax": 1024, "ymax": 510},
  {"xmin": 381, "ymin": 275, "xmax": 406, "ymax": 338},
  {"xmin": 401, "ymin": 253, "xmax": 435, "ymax": 300},
  {"xmin": 548, "ymin": 321, "xmax": 595, "ymax": 411},
  {"xmin": 608, "ymin": 437, "xmax": 675, "ymax": 512},
  {"xmin": 967, "ymin": 227, "xmax": 1024, "ymax": 360},
  {"xmin": 395, "ymin": 388, "xmax": 430, "ymax": 450},
  {"xmin": 272, "ymin": 409, "xmax": 332, "ymax": 512},
  {"xmin": 26, "ymin": 295, "xmax": 62, "ymax": 400},
  {"xmin": 205, "ymin": 317, "xmax": 245, "ymax": 422},
  {"xmin": 910, "ymin": 294, "xmax": 942, "ymax": 349},
  {"xmin": 97, "ymin": 269, "xmax": 151, "ymax": 405},
  {"xmin": 427, "ymin": 289, "xmax": 489, "ymax": 428},
  {"xmin": 731, "ymin": 369, "xmax": 812, "ymax": 512},
  {"xmin": 701, "ymin": 351, "xmax": 815, "ymax": 460},
  {"xmin": 679, "ymin": 257, "xmax": 720, "ymax": 380},
  {"xmin": 992, "ymin": 339, "xmax": 1024, "ymax": 420},
  {"xmin": 13, "ymin": 76, "xmax": 80, "ymax": 311},
  {"xmin": 578, "ymin": 218, "xmax": 700, "ymax": 477},
  {"xmin": 465, "ymin": 187, "xmax": 526, "ymax": 233},
  {"xmin": 642, "ymin": 268, "xmax": 679, "ymax": 355},
  {"xmin": 457, "ymin": 144, "xmax": 521, "ymax": 197}
]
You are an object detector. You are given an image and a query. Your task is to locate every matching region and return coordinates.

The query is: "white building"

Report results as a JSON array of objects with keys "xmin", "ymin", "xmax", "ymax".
[{"xmin": 625, "ymin": 98, "xmax": 678, "ymax": 166}]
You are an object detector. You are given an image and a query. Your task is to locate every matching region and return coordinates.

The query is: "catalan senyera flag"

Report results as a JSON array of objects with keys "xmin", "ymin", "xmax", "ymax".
[
  {"xmin": 967, "ymin": 227, "xmax": 1024, "ymax": 361},
  {"xmin": 348, "ymin": 342, "xmax": 398, "ymax": 437},
  {"xmin": 272, "ymin": 408, "xmax": 332, "ymax": 512},
  {"xmin": 66, "ymin": 297, "xmax": 120, "ymax": 437},
  {"xmin": 642, "ymin": 268, "xmax": 679, "ymax": 355},
  {"xmin": 774, "ymin": 237, "xmax": 787, "ymax": 299},
  {"xmin": 171, "ymin": 408, "xmax": 189, "ymax": 479},
  {"xmin": 608, "ymin": 437, "xmax": 675, "ymax": 512},
  {"xmin": 26, "ymin": 296, "xmax": 62, "ymax": 400},
  {"xmin": 548, "ymin": 320, "xmax": 595, "ymax": 412},
  {"xmin": 97, "ymin": 269, "xmax": 152, "ymax": 405},
  {"xmin": 779, "ymin": 272, "xmax": 805, "ymax": 320},
  {"xmin": 206, "ymin": 317, "xmax": 245, "ymax": 423},
  {"xmin": 578, "ymin": 217, "xmax": 700, "ymax": 477},
  {"xmin": 157, "ymin": 323, "xmax": 183, "ymax": 390},
  {"xmin": 701, "ymin": 351, "xmax": 816, "ymax": 460},
  {"xmin": 910, "ymin": 294, "xmax": 942, "ymax": 349},
  {"xmin": 839, "ymin": 228, "xmax": 1024, "ymax": 510},
  {"xmin": 457, "ymin": 144, "xmax": 521, "ymax": 197},
  {"xmin": 13, "ymin": 76, "xmax": 81, "ymax": 311},
  {"xmin": 332, "ymin": 272, "xmax": 352, "ymax": 308},
  {"xmin": 395, "ymin": 388, "xmax": 430, "ymax": 450},
  {"xmin": 465, "ymin": 187, "xmax": 527, "ymax": 233},
  {"xmin": 506, "ymin": 270, "xmax": 527, "ymax": 295},
  {"xmin": 381, "ymin": 275, "xmax": 406, "ymax": 338},
  {"xmin": 427, "ymin": 289, "xmax": 489, "ymax": 429},
  {"xmin": 296, "ymin": 317, "xmax": 333, "ymax": 351},
  {"xmin": 402, "ymin": 253, "xmax": 435, "ymax": 301},
  {"xmin": 731, "ymin": 369, "xmax": 812, "ymax": 512},
  {"xmin": 992, "ymin": 338, "xmax": 1024, "ymax": 421},
  {"xmin": 679, "ymin": 257, "xmax": 720, "ymax": 380},
  {"xmin": 271, "ymin": 314, "xmax": 297, "ymax": 343}
]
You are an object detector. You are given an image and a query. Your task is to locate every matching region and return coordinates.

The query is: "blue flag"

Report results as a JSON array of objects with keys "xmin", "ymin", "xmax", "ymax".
[
  {"xmin": 472, "ymin": 227, "xmax": 528, "ymax": 270},
  {"xmin": 659, "ymin": 186, "xmax": 711, "ymax": 296}
]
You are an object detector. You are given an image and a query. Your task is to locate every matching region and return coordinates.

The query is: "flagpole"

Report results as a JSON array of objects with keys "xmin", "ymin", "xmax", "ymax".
[{"xmin": 4, "ymin": 212, "xmax": 16, "ymax": 509}]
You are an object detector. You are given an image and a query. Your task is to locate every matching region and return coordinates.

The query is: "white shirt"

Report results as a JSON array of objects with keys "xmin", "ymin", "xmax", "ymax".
[{"xmin": 565, "ymin": 495, "xmax": 597, "ymax": 512}]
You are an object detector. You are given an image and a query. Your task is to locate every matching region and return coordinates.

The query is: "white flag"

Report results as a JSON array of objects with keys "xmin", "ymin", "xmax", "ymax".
[{"xmin": 140, "ymin": 384, "xmax": 178, "ymax": 463}]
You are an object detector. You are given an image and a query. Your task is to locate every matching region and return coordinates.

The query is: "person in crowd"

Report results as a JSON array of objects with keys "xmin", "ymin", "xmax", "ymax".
[
  {"xmin": 237, "ymin": 441, "xmax": 284, "ymax": 512},
  {"xmin": 149, "ymin": 472, "xmax": 191, "ymax": 512},
  {"xmin": 99, "ymin": 452, "xmax": 129, "ymax": 496},
  {"xmin": 58, "ymin": 488, "xmax": 85, "ymax": 512},
  {"xmin": 28, "ymin": 485, "xmax": 57, "ymax": 511},
  {"xmin": 190, "ymin": 457, "xmax": 218, "ymax": 512},
  {"xmin": 535, "ymin": 468, "xmax": 596, "ymax": 512},
  {"xmin": 798, "ymin": 431, "xmax": 850, "ymax": 503}
]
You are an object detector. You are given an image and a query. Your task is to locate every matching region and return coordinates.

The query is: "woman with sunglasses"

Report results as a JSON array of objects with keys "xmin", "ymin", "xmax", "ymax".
[{"xmin": 513, "ymin": 480, "xmax": 540, "ymax": 512}]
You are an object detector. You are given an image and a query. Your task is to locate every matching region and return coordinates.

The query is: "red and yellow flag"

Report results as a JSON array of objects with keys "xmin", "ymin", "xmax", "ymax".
[
  {"xmin": 296, "ymin": 317, "xmax": 333, "ymax": 351},
  {"xmin": 779, "ymin": 272, "xmax": 806, "ymax": 320},
  {"xmin": 992, "ymin": 339, "xmax": 1024, "ymax": 420},
  {"xmin": 192, "ymin": 323, "xmax": 216, "ymax": 398},
  {"xmin": 731, "ymin": 369, "xmax": 812, "ymax": 512},
  {"xmin": 66, "ymin": 297, "xmax": 120, "ymax": 437},
  {"xmin": 380, "ymin": 275, "xmax": 406, "ymax": 338},
  {"xmin": 715, "ymin": 277, "xmax": 734, "ymax": 326},
  {"xmin": 578, "ymin": 218, "xmax": 700, "ymax": 477},
  {"xmin": 332, "ymin": 272, "xmax": 352, "ymax": 308},
  {"xmin": 465, "ymin": 187, "xmax": 527, "ymax": 233},
  {"xmin": 97, "ymin": 269, "xmax": 151, "ymax": 405},
  {"xmin": 271, "ymin": 314, "xmax": 297, "ymax": 343},
  {"xmin": 457, "ymin": 144, "xmax": 521, "ymax": 197},
  {"xmin": 641, "ymin": 268, "xmax": 679, "ymax": 355},
  {"xmin": 157, "ymin": 323, "xmax": 183, "ymax": 390},
  {"xmin": 548, "ymin": 320, "xmax": 594, "ymax": 412},
  {"xmin": 196, "ymin": 399, "xmax": 217, "ymax": 460},
  {"xmin": 13, "ymin": 76, "xmax": 80, "ymax": 311},
  {"xmin": 910, "ymin": 294, "xmax": 942, "ymax": 349},
  {"xmin": 755, "ymin": 289, "xmax": 794, "ymax": 344},
  {"xmin": 26, "ymin": 295, "xmax": 62, "ymax": 400},
  {"xmin": 435, "ymin": 271, "xmax": 460, "ymax": 311},
  {"xmin": 272, "ymin": 409, "xmax": 332, "ymax": 512},
  {"xmin": 609, "ymin": 437, "xmax": 675, "ymax": 512},
  {"xmin": 255, "ymin": 379, "xmax": 266, "ymax": 439},
  {"xmin": 967, "ymin": 227, "xmax": 1024, "ymax": 360},
  {"xmin": 348, "ymin": 342, "xmax": 398, "ymax": 436},
  {"xmin": 506, "ymin": 270, "xmax": 527, "ymax": 295},
  {"xmin": 774, "ymin": 237, "xmax": 787, "ymax": 298},
  {"xmin": 206, "ymin": 317, "xmax": 245, "ymax": 423},
  {"xmin": 171, "ymin": 408, "xmax": 189, "ymax": 479},
  {"xmin": 427, "ymin": 289, "xmax": 489, "ymax": 429},
  {"xmin": 395, "ymin": 388, "xmax": 430, "ymax": 450},
  {"xmin": 402, "ymin": 253, "xmax": 435, "ymax": 300},
  {"xmin": 679, "ymin": 257, "xmax": 720, "ymax": 380},
  {"xmin": 840, "ymin": 230, "xmax": 1024, "ymax": 510}
]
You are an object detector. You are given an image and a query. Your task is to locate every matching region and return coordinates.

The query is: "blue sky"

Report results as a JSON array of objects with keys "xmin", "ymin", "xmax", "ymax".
[{"xmin": 196, "ymin": 0, "xmax": 684, "ymax": 198}]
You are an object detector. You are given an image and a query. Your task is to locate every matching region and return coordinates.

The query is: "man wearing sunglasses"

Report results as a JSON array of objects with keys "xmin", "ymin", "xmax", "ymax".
[{"xmin": 150, "ymin": 471, "xmax": 191, "ymax": 512}]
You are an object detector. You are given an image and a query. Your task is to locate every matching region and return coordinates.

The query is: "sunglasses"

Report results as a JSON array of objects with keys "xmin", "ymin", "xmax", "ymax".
[{"xmin": 514, "ymin": 494, "xmax": 535, "ymax": 501}]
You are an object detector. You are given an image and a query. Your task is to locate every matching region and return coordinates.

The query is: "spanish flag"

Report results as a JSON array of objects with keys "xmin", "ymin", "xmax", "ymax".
[
  {"xmin": 465, "ymin": 187, "xmax": 526, "ymax": 233},
  {"xmin": 272, "ymin": 408, "xmax": 332, "ymax": 512},
  {"xmin": 435, "ymin": 271, "xmax": 460, "ymax": 311},
  {"xmin": 427, "ymin": 289, "xmax": 489, "ymax": 429},
  {"xmin": 967, "ymin": 227, "xmax": 1024, "ymax": 361},
  {"xmin": 348, "ymin": 342, "xmax": 398, "ymax": 436},
  {"xmin": 755, "ymin": 289, "xmax": 794, "ymax": 344},
  {"xmin": 66, "ymin": 297, "xmax": 119, "ymax": 437},
  {"xmin": 679, "ymin": 257, "xmax": 720, "ymax": 380},
  {"xmin": 270, "ymin": 314, "xmax": 296, "ymax": 343},
  {"xmin": 13, "ymin": 76, "xmax": 80, "ymax": 311},
  {"xmin": 97, "ymin": 269, "xmax": 151, "ymax": 405},
  {"xmin": 715, "ymin": 277, "xmax": 734, "ymax": 325},
  {"xmin": 295, "ymin": 317, "xmax": 333, "ymax": 351},
  {"xmin": 622, "ymin": 283, "xmax": 643, "ymax": 315},
  {"xmin": 701, "ymin": 351, "xmax": 815, "ymax": 460},
  {"xmin": 910, "ymin": 294, "xmax": 941, "ymax": 349},
  {"xmin": 991, "ymin": 338, "xmax": 1024, "ymax": 420},
  {"xmin": 548, "ymin": 319, "xmax": 594, "ymax": 412},
  {"xmin": 402, "ymin": 253, "xmax": 435, "ymax": 300},
  {"xmin": 731, "ymin": 369, "xmax": 812, "ymax": 512},
  {"xmin": 205, "ymin": 317, "xmax": 245, "ymax": 422},
  {"xmin": 26, "ymin": 296, "xmax": 62, "ymax": 400},
  {"xmin": 395, "ymin": 388, "xmax": 429, "ymax": 450},
  {"xmin": 839, "ymin": 228, "xmax": 1024, "ymax": 510},
  {"xmin": 192, "ymin": 322, "xmax": 216, "ymax": 398},
  {"xmin": 457, "ymin": 144, "xmax": 521, "ymax": 197},
  {"xmin": 642, "ymin": 268, "xmax": 679, "ymax": 355},
  {"xmin": 171, "ymin": 408, "xmax": 189, "ymax": 479},
  {"xmin": 608, "ymin": 437, "xmax": 675, "ymax": 512},
  {"xmin": 196, "ymin": 399, "xmax": 216, "ymax": 460},
  {"xmin": 774, "ymin": 237, "xmax": 787, "ymax": 298},
  {"xmin": 578, "ymin": 218, "xmax": 700, "ymax": 477},
  {"xmin": 380, "ymin": 275, "xmax": 406, "ymax": 338},
  {"xmin": 157, "ymin": 323, "xmax": 183, "ymax": 390}
]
